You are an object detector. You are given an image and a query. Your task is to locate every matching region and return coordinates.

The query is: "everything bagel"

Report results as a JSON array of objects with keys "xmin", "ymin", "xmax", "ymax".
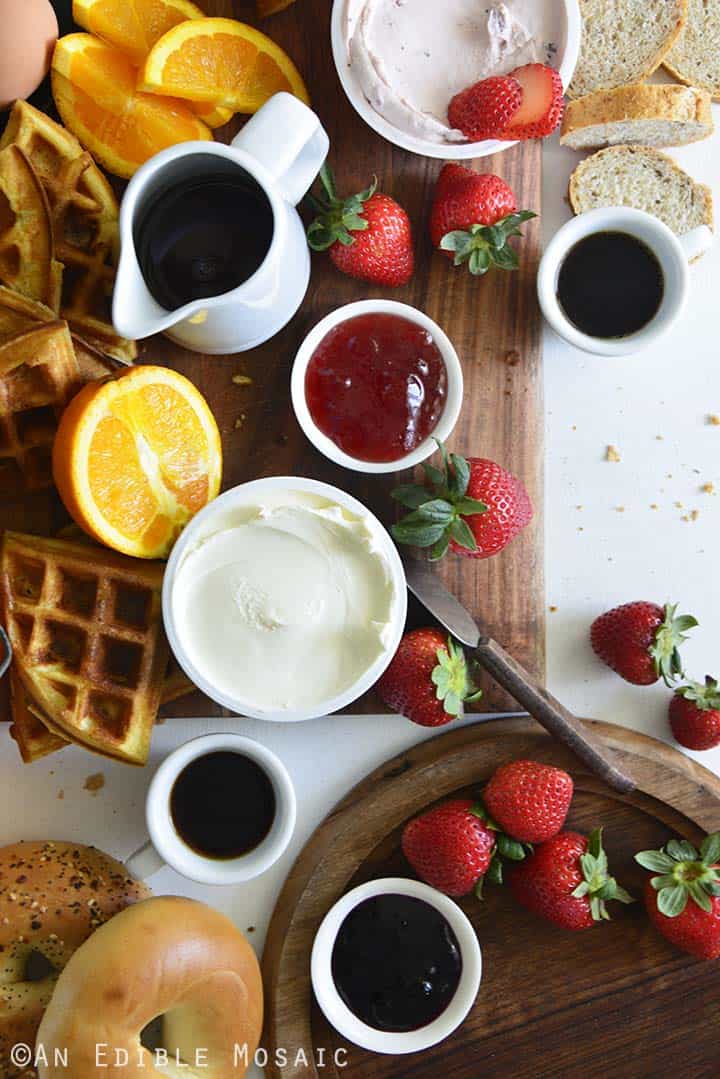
[
  {"xmin": 37, "ymin": 896, "xmax": 263, "ymax": 1079},
  {"xmin": 0, "ymin": 841, "xmax": 150, "ymax": 1079}
]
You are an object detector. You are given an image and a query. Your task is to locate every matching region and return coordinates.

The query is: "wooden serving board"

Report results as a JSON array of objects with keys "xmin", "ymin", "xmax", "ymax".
[
  {"xmin": 263, "ymin": 718, "xmax": 720, "ymax": 1078},
  {"xmin": 5, "ymin": 0, "xmax": 545, "ymax": 716}
]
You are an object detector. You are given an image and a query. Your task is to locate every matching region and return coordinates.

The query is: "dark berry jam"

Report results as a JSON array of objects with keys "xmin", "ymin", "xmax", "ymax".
[
  {"xmin": 330, "ymin": 893, "xmax": 462, "ymax": 1032},
  {"xmin": 304, "ymin": 313, "xmax": 448, "ymax": 463}
]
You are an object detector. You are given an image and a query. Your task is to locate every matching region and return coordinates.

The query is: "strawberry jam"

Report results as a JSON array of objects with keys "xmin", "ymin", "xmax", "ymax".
[
  {"xmin": 331, "ymin": 894, "xmax": 462, "ymax": 1032},
  {"xmin": 304, "ymin": 313, "xmax": 448, "ymax": 463}
]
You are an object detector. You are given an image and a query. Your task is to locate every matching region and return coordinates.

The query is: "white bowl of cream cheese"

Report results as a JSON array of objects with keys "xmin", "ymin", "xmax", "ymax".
[
  {"xmin": 332, "ymin": 0, "xmax": 582, "ymax": 159},
  {"xmin": 162, "ymin": 478, "xmax": 407, "ymax": 722}
]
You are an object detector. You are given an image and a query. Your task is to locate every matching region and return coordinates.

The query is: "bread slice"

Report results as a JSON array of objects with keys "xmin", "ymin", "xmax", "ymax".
[
  {"xmin": 665, "ymin": 0, "xmax": 720, "ymax": 99},
  {"xmin": 568, "ymin": 146, "xmax": 713, "ymax": 256},
  {"xmin": 568, "ymin": 0, "xmax": 687, "ymax": 99},
  {"xmin": 561, "ymin": 84, "xmax": 713, "ymax": 148}
]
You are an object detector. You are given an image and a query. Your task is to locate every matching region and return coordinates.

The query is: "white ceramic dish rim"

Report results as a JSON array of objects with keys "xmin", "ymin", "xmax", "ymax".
[
  {"xmin": 330, "ymin": 0, "xmax": 582, "ymax": 160},
  {"xmin": 162, "ymin": 476, "xmax": 407, "ymax": 722},
  {"xmin": 311, "ymin": 876, "xmax": 482, "ymax": 1055},
  {"xmin": 290, "ymin": 299, "xmax": 464, "ymax": 474},
  {"xmin": 537, "ymin": 207, "xmax": 690, "ymax": 357},
  {"xmin": 145, "ymin": 733, "xmax": 296, "ymax": 885}
]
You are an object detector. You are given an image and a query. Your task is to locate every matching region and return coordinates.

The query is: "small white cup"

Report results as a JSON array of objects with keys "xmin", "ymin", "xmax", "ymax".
[
  {"xmin": 126, "ymin": 733, "xmax": 296, "ymax": 885},
  {"xmin": 291, "ymin": 300, "xmax": 464, "ymax": 474},
  {"xmin": 537, "ymin": 207, "xmax": 713, "ymax": 356},
  {"xmin": 311, "ymin": 877, "xmax": 482, "ymax": 1055}
]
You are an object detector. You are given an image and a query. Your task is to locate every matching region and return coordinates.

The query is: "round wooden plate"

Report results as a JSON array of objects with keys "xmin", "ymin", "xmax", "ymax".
[{"xmin": 262, "ymin": 719, "xmax": 720, "ymax": 1078}]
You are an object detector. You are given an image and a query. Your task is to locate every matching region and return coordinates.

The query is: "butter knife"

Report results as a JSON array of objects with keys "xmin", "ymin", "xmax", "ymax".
[{"xmin": 403, "ymin": 558, "xmax": 636, "ymax": 794}]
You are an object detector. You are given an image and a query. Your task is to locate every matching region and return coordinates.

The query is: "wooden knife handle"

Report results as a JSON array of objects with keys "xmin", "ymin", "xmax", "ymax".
[{"xmin": 474, "ymin": 637, "xmax": 636, "ymax": 794}]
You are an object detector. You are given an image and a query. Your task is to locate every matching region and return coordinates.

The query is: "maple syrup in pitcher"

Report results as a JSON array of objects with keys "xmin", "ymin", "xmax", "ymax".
[
  {"xmin": 135, "ymin": 169, "xmax": 274, "ymax": 310},
  {"xmin": 170, "ymin": 751, "xmax": 276, "ymax": 859}
]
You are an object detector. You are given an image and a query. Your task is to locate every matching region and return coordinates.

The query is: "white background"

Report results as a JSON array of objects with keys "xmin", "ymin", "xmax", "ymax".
[{"xmin": 2, "ymin": 110, "xmax": 720, "ymax": 1077}]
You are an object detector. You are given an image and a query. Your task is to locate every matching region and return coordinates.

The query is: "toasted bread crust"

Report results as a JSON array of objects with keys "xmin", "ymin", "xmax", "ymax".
[{"xmin": 561, "ymin": 83, "xmax": 713, "ymax": 147}]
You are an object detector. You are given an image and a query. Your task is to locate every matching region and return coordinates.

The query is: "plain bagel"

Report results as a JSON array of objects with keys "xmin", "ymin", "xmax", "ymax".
[
  {"xmin": 37, "ymin": 896, "xmax": 263, "ymax": 1079},
  {"xmin": 0, "ymin": 841, "xmax": 150, "ymax": 1079}
]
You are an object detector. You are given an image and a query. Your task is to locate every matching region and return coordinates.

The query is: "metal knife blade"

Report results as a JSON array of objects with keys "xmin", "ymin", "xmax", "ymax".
[{"xmin": 402, "ymin": 557, "xmax": 481, "ymax": 649}]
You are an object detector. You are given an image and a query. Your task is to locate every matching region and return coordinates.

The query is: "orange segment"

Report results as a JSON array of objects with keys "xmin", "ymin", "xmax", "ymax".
[
  {"xmin": 73, "ymin": 0, "xmax": 205, "ymax": 66},
  {"xmin": 139, "ymin": 17, "xmax": 309, "ymax": 112},
  {"xmin": 73, "ymin": 0, "xmax": 236, "ymax": 128},
  {"xmin": 51, "ymin": 34, "xmax": 212, "ymax": 178},
  {"xmin": 53, "ymin": 366, "xmax": 222, "ymax": 559}
]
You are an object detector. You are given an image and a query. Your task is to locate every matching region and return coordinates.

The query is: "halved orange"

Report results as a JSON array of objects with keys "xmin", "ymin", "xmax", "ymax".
[
  {"xmin": 53, "ymin": 366, "xmax": 223, "ymax": 559},
  {"xmin": 73, "ymin": 0, "xmax": 205, "ymax": 66},
  {"xmin": 52, "ymin": 34, "xmax": 212, "ymax": 178},
  {"xmin": 73, "ymin": 0, "xmax": 235, "ymax": 128},
  {"xmin": 139, "ymin": 17, "xmax": 309, "ymax": 112}
]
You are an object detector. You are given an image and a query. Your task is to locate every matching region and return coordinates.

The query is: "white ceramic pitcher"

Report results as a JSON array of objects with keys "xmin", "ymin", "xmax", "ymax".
[{"xmin": 112, "ymin": 93, "xmax": 329, "ymax": 354}]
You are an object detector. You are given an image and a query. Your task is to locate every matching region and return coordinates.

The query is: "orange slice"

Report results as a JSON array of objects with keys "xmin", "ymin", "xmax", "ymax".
[
  {"xmin": 73, "ymin": 0, "xmax": 205, "ymax": 66},
  {"xmin": 73, "ymin": 0, "xmax": 236, "ymax": 128},
  {"xmin": 52, "ymin": 34, "xmax": 212, "ymax": 178},
  {"xmin": 53, "ymin": 366, "xmax": 223, "ymax": 559},
  {"xmin": 138, "ymin": 17, "xmax": 309, "ymax": 112}
]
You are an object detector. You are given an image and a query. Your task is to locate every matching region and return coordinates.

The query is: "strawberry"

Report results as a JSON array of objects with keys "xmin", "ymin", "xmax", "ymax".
[
  {"xmin": 376, "ymin": 628, "xmax": 481, "ymax": 727},
  {"xmin": 402, "ymin": 798, "xmax": 496, "ymax": 896},
  {"xmin": 306, "ymin": 164, "xmax": 413, "ymax": 287},
  {"xmin": 429, "ymin": 164, "xmax": 536, "ymax": 276},
  {"xmin": 483, "ymin": 759, "xmax": 573, "ymax": 844},
  {"xmin": 669, "ymin": 677, "xmax": 720, "ymax": 750},
  {"xmin": 391, "ymin": 441, "xmax": 533, "ymax": 561},
  {"xmin": 511, "ymin": 828, "xmax": 633, "ymax": 930},
  {"xmin": 448, "ymin": 75, "xmax": 522, "ymax": 142},
  {"xmin": 590, "ymin": 601, "xmax": 697, "ymax": 686},
  {"xmin": 500, "ymin": 63, "xmax": 564, "ymax": 140},
  {"xmin": 635, "ymin": 833, "xmax": 720, "ymax": 959}
]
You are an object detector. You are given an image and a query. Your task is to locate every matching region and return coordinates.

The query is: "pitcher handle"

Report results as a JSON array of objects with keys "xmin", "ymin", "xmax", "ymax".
[
  {"xmin": 0, "ymin": 625, "xmax": 11, "ymax": 680},
  {"xmin": 231, "ymin": 92, "xmax": 329, "ymax": 206}
]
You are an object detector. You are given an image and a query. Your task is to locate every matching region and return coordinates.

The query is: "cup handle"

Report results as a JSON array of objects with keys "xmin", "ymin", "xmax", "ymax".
[
  {"xmin": 125, "ymin": 840, "xmax": 165, "ymax": 881},
  {"xmin": 231, "ymin": 91, "xmax": 329, "ymax": 206},
  {"xmin": 678, "ymin": 225, "xmax": 713, "ymax": 262}
]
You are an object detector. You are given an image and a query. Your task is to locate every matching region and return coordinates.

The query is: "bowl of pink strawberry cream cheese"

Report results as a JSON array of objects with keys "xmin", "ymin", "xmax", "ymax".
[{"xmin": 332, "ymin": 0, "xmax": 581, "ymax": 158}]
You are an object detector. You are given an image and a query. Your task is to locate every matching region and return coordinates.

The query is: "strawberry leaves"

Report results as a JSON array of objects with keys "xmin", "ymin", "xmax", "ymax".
[
  {"xmin": 306, "ymin": 164, "xmax": 375, "ymax": 251},
  {"xmin": 649, "ymin": 603, "xmax": 699, "ymax": 686},
  {"xmin": 440, "ymin": 210, "xmax": 536, "ymax": 275},
  {"xmin": 431, "ymin": 637, "xmax": 482, "ymax": 717},
  {"xmin": 636, "ymin": 832, "xmax": 720, "ymax": 918},
  {"xmin": 391, "ymin": 441, "xmax": 486, "ymax": 560},
  {"xmin": 571, "ymin": 827, "xmax": 634, "ymax": 921},
  {"xmin": 675, "ymin": 675, "xmax": 720, "ymax": 711}
]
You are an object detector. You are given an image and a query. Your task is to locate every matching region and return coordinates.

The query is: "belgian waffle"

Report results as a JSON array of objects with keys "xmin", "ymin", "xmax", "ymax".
[
  {"xmin": 0, "ymin": 101, "xmax": 136, "ymax": 364},
  {"xmin": 9, "ymin": 668, "xmax": 68, "ymax": 763},
  {"xmin": 0, "ymin": 321, "xmax": 82, "ymax": 495},
  {"xmin": 0, "ymin": 531, "xmax": 169, "ymax": 765},
  {"xmin": 0, "ymin": 144, "xmax": 62, "ymax": 312},
  {"xmin": 0, "ymin": 284, "xmax": 118, "ymax": 384}
]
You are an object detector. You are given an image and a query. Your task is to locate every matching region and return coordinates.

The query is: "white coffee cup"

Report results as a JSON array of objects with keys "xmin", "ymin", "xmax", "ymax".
[
  {"xmin": 126, "ymin": 733, "xmax": 296, "ymax": 885},
  {"xmin": 537, "ymin": 207, "xmax": 713, "ymax": 356}
]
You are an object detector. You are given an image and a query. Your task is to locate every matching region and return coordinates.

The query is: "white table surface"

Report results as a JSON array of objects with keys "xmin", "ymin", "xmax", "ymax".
[{"xmin": 2, "ymin": 123, "xmax": 720, "ymax": 1075}]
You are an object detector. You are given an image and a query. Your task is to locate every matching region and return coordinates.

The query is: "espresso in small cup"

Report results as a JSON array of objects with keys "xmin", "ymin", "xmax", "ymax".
[
  {"xmin": 170, "ymin": 750, "xmax": 276, "ymax": 860},
  {"xmin": 557, "ymin": 230, "xmax": 665, "ymax": 339}
]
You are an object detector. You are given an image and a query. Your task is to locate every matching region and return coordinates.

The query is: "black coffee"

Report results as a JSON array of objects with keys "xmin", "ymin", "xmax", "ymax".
[
  {"xmin": 135, "ymin": 172, "xmax": 274, "ymax": 310},
  {"xmin": 170, "ymin": 751, "xmax": 276, "ymax": 860},
  {"xmin": 557, "ymin": 230, "xmax": 664, "ymax": 339}
]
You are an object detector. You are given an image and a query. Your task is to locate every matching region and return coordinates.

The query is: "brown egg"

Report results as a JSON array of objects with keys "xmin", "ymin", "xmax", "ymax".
[{"xmin": 0, "ymin": 0, "xmax": 59, "ymax": 110}]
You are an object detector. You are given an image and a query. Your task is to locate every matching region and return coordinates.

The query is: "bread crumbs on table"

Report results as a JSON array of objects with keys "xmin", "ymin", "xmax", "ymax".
[
  {"xmin": 549, "ymin": 605, "xmax": 558, "ymax": 612},
  {"xmin": 606, "ymin": 445, "xmax": 621, "ymax": 462},
  {"xmin": 83, "ymin": 773, "xmax": 105, "ymax": 794},
  {"xmin": 650, "ymin": 503, "xmax": 659, "ymax": 510},
  {"xmin": 232, "ymin": 374, "xmax": 253, "ymax": 386},
  {"xmin": 702, "ymin": 482, "xmax": 715, "ymax": 494},
  {"xmin": 708, "ymin": 414, "xmax": 720, "ymax": 426}
]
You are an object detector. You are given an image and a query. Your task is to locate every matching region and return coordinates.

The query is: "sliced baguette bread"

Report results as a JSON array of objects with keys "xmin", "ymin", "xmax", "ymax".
[
  {"xmin": 568, "ymin": 0, "xmax": 687, "ymax": 98},
  {"xmin": 568, "ymin": 146, "xmax": 713, "ymax": 255},
  {"xmin": 665, "ymin": 0, "xmax": 720, "ymax": 99},
  {"xmin": 561, "ymin": 84, "xmax": 713, "ymax": 148}
]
